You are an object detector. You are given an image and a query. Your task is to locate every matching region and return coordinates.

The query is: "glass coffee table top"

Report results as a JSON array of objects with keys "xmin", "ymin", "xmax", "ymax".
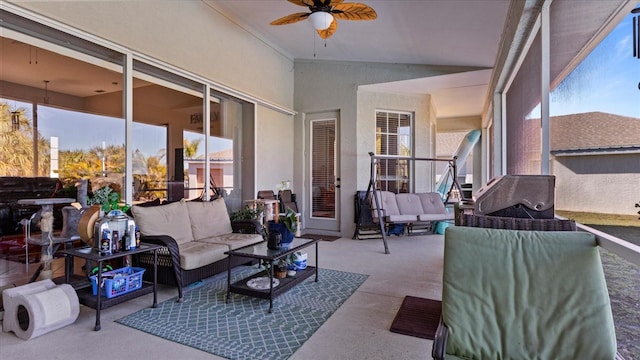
[{"xmin": 227, "ymin": 238, "xmax": 316, "ymax": 260}]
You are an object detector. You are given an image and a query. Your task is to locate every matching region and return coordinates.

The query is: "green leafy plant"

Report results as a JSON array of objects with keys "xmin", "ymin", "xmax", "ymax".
[
  {"xmin": 229, "ymin": 204, "xmax": 263, "ymax": 221},
  {"xmin": 87, "ymin": 185, "xmax": 130, "ymax": 213},
  {"xmin": 278, "ymin": 208, "xmax": 299, "ymax": 234}
]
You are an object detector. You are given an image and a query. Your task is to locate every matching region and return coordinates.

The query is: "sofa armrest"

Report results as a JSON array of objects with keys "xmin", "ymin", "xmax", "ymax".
[
  {"xmin": 140, "ymin": 234, "xmax": 184, "ymax": 302},
  {"xmin": 431, "ymin": 317, "xmax": 448, "ymax": 360}
]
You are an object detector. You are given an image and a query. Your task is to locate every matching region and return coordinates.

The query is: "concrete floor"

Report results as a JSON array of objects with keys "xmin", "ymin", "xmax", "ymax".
[{"xmin": 0, "ymin": 234, "xmax": 441, "ymax": 360}]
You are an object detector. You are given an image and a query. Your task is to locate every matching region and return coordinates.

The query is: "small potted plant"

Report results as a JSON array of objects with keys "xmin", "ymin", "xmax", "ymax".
[
  {"xmin": 268, "ymin": 208, "xmax": 299, "ymax": 246},
  {"xmin": 274, "ymin": 259, "xmax": 287, "ymax": 279},
  {"xmin": 230, "ymin": 204, "xmax": 266, "ymax": 240},
  {"xmin": 230, "ymin": 204, "xmax": 263, "ymax": 222},
  {"xmin": 88, "ymin": 185, "xmax": 130, "ymax": 215}
]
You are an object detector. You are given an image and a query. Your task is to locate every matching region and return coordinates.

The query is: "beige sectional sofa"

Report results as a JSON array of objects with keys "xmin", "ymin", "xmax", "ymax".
[{"xmin": 131, "ymin": 198, "xmax": 263, "ymax": 301}]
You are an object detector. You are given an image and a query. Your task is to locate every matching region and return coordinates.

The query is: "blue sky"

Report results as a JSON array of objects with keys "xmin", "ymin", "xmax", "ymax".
[{"xmin": 547, "ymin": 10, "xmax": 639, "ymax": 118}]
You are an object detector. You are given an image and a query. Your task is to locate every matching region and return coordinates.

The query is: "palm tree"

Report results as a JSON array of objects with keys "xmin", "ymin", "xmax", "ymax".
[
  {"xmin": 183, "ymin": 138, "xmax": 202, "ymax": 159},
  {"xmin": 0, "ymin": 102, "xmax": 50, "ymax": 176},
  {"xmin": 133, "ymin": 148, "xmax": 167, "ymax": 201}
]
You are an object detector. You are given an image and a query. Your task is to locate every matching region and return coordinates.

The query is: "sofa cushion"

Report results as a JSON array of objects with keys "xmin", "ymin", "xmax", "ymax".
[
  {"xmin": 417, "ymin": 192, "xmax": 446, "ymax": 214},
  {"xmin": 131, "ymin": 200, "xmax": 193, "ymax": 244},
  {"xmin": 186, "ymin": 199, "xmax": 233, "ymax": 240},
  {"xmin": 372, "ymin": 190, "xmax": 418, "ymax": 222},
  {"xmin": 396, "ymin": 193, "xmax": 424, "ymax": 216},
  {"xmin": 178, "ymin": 241, "xmax": 229, "ymax": 270},
  {"xmin": 417, "ymin": 193, "xmax": 453, "ymax": 221},
  {"xmin": 442, "ymin": 227, "xmax": 616, "ymax": 359},
  {"xmin": 196, "ymin": 233, "xmax": 264, "ymax": 250}
]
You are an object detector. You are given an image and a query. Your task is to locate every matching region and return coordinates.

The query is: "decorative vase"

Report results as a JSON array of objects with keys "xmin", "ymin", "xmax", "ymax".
[
  {"xmin": 268, "ymin": 221, "xmax": 294, "ymax": 245},
  {"xmin": 268, "ymin": 231, "xmax": 282, "ymax": 250}
]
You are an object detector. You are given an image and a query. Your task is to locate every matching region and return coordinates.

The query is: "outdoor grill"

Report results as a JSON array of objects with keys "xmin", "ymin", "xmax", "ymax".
[{"xmin": 473, "ymin": 175, "xmax": 555, "ymax": 219}]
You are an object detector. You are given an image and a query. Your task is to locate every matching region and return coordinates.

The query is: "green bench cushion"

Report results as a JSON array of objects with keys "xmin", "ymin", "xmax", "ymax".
[{"xmin": 442, "ymin": 226, "xmax": 616, "ymax": 359}]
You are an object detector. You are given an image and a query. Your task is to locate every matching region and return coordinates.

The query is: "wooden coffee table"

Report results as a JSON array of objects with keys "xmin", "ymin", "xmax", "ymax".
[{"xmin": 225, "ymin": 238, "xmax": 318, "ymax": 313}]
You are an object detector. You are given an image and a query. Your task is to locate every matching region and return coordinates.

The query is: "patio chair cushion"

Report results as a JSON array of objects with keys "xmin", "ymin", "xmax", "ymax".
[{"xmin": 442, "ymin": 226, "xmax": 616, "ymax": 359}]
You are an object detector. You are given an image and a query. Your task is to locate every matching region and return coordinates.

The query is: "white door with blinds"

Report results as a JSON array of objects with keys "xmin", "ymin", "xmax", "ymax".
[{"xmin": 305, "ymin": 111, "xmax": 340, "ymax": 232}]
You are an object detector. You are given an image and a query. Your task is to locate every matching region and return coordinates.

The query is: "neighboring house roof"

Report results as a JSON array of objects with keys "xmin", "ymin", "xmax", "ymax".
[
  {"xmin": 436, "ymin": 132, "xmax": 468, "ymax": 157},
  {"xmin": 190, "ymin": 148, "xmax": 233, "ymax": 161},
  {"xmin": 550, "ymin": 112, "xmax": 640, "ymax": 154}
]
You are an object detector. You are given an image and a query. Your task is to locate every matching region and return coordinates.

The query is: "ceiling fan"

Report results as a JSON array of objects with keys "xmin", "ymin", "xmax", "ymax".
[{"xmin": 270, "ymin": 0, "xmax": 377, "ymax": 39}]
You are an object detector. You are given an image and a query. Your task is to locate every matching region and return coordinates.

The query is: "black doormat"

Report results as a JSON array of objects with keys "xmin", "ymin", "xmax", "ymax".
[
  {"xmin": 390, "ymin": 296, "xmax": 442, "ymax": 340},
  {"xmin": 301, "ymin": 233, "xmax": 341, "ymax": 241}
]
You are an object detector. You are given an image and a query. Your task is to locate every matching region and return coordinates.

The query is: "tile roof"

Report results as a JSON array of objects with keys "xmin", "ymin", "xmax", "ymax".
[
  {"xmin": 194, "ymin": 148, "xmax": 233, "ymax": 161},
  {"xmin": 437, "ymin": 132, "xmax": 468, "ymax": 156},
  {"xmin": 527, "ymin": 112, "xmax": 640, "ymax": 152}
]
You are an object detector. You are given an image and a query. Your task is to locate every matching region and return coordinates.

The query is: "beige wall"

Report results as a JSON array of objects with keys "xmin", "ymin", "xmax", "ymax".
[
  {"xmin": 255, "ymin": 106, "xmax": 294, "ymax": 196},
  {"xmin": 437, "ymin": 116, "xmax": 481, "ymax": 132},
  {"xmin": 553, "ymin": 153, "xmax": 640, "ymax": 216}
]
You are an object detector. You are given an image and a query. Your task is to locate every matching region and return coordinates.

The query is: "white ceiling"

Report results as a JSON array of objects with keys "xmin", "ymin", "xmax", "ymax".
[{"xmin": 208, "ymin": 0, "xmax": 511, "ymax": 118}]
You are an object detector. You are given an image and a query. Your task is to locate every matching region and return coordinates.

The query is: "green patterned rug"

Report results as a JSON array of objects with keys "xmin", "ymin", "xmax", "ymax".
[{"xmin": 116, "ymin": 267, "xmax": 368, "ymax": 359}]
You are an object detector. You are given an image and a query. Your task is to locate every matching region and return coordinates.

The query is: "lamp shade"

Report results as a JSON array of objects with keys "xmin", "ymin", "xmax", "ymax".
[{"xmin": 308, "ymin": 11, "xmax": 333, "ymax": 30}]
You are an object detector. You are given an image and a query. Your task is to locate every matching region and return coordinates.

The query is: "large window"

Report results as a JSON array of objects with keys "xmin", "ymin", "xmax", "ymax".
[
  {"xmin": 1, "ymin": 20, "xmax": 252, "ymax": 208},
  {"xmin": 375, "ymin": 110, "xmax": 412, "ymax": 193}
]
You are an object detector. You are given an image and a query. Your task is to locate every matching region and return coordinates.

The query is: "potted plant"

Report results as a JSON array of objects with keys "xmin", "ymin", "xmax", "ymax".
[
  {"xmin": 268, "ymin": 208, "xmax": 299, "ymax": 246},
  {"xmin": 229, "ymin": 204, "xmax": 263, "ymax": 222},
  {"xmin": 87, "ymin": 185, "xmax": 130, "ymax": 214},
  {"xmin": 274, "ymin": 259, "xmax": 288, "ymax": 279},
  {"xmin": 230, "ymin": 204, "xmax": 266, "ymax": 240}
]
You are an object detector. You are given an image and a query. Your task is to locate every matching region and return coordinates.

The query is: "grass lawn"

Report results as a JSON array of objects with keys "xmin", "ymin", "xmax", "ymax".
[
  {"xmin": 556, "ymin": 211, "xmax": 640, "ymax": 359},
  {"xmin": 556, "ymin": 210, "xmax": 640, "ymax": 247}
]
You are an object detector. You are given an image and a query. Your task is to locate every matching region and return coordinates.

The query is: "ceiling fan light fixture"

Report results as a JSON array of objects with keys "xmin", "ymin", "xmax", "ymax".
[{"xmin": 308, "ymin": 11, "xmax": 333, "ymax": 31}]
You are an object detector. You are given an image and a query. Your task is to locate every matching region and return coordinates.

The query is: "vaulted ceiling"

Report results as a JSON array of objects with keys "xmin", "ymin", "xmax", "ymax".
[{"xmin": 207, "ymin": 0, "xmax": 513, "ymax": 118}]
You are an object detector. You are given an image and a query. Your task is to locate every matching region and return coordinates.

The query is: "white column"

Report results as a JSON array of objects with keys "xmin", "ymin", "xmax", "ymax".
[{"xmin": 540, "ymin": 0, "xmax": 552, "ymax": 175}]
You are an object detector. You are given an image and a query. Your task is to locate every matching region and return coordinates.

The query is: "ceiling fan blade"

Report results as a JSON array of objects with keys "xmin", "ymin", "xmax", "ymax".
[
  {"xmin": 316, "ymin": 18, "xmax": 338, "ymax": 39},
  {"xmin": 270, "ymin": 12, "xmax": 310, "ymax": 26},
  {"xmin": 332, "ymin": 3, "xmax": 377, "ymax": 21},
  {"xmin": 288, "ymin": 0, "xmax": 315, "ymax": 7}
]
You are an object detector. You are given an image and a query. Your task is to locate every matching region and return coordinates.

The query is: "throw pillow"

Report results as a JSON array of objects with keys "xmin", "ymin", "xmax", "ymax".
[
  {"xmin": 186, "ymin": 198, "xmax": 233, "ymax": 240},
  {"xmin": 131, "ymin": 199, "xmax": 193, "ymax": 244}
]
